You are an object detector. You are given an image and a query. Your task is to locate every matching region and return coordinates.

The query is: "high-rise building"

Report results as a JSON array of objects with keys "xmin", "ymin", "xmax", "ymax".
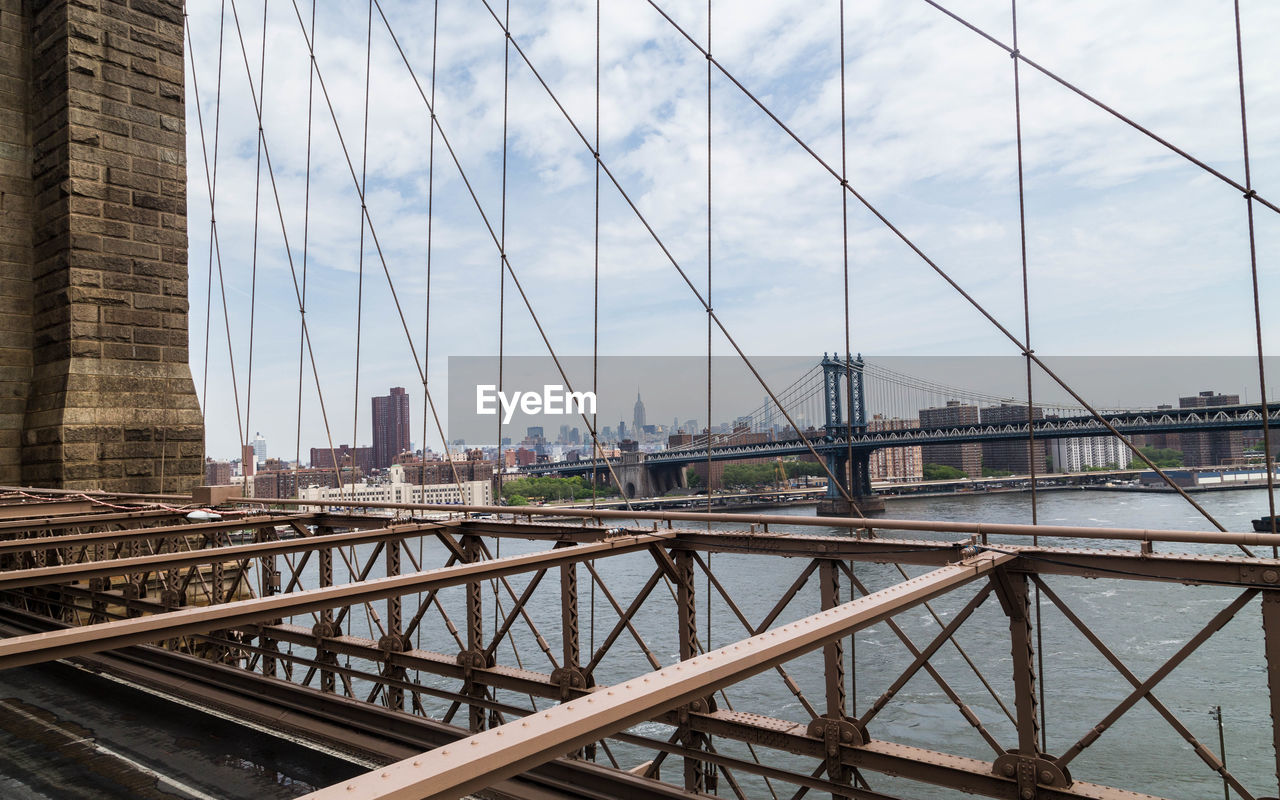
[
  {"xmin": 980, "ymin": 404, "xmax": 1049, "ymax": 474},
  {"xmin": 867, "ymin": 415, "xmax": 922, "ymax": 482},
  {"xmin": 252, "ymin": 432, "xmax": 267, "ymax": 466},
  {"xmin": 633, "ymin": 392, "xmax": 646, "ymax": 435},
  {"xmin": 919, "ymin": 401, "xmax": 981, "ymax": 477},
  {"xmin": 372, "ymin": 387, "xmax": 411, "ymax": 470},
  {"xmin": 1178, "ymin": 391, "xmax": 1243, "ymax": 467}
]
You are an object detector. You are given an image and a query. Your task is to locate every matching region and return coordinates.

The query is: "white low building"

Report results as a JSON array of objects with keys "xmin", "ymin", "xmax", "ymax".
[
  {"xmin": 1048, "ymin": 436, "xmax": 1133, "ymax": 473},
  {"xmin": 299, "ymin": 463, "xmax": 492, "ymax": 509}
]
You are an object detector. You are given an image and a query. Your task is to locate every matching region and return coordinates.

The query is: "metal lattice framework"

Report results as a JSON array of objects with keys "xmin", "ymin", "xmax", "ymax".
[{"xmin": 2, "ymin": 488, "xmax": 1280, "ymax": 799}]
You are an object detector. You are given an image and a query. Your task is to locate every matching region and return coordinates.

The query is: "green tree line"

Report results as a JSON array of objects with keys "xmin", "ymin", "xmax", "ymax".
[{"xmin": 500, "ymin": 476, "xmax": 618, "ymax": 505}]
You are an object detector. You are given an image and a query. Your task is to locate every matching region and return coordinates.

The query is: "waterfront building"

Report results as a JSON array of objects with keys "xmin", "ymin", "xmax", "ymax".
[
  {"xmin": 980, "ymin": 404, "xmax": 1049, "ymax": 474},
  {"xmin": 1178, "ymin": 391, "xmax": 1244, "ymax": 467},
  {"xmin": 867, "ymin": 415, "xmax": 923, "ymax": 482},
  {"xmin": 919, "ymin": 401, "xmax": 982, "ymax": 477},
  {"xmin": 1047, "ymin": 436, "xmax": 1133, "ymax": 473},
  {"xmin": 299, "ymin": 465, "xmax": 492, "ymax": 509}
]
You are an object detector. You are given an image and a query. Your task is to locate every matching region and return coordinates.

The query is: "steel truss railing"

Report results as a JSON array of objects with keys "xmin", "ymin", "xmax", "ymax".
[{"xmin": 1, "ymin": 490, "xmax": 1280, "ymax": 800}]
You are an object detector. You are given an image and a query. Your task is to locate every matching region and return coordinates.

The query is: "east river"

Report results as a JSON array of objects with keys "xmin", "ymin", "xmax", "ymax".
[{"xmin": 2, "ymin": 488, "xmax": 1276, "ymax": 799}]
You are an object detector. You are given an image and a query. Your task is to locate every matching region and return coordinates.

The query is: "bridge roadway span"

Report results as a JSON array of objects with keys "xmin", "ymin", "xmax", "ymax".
[{"xmin": 520, "ymin": 402, "xmax": 1280, "ymax": 476}]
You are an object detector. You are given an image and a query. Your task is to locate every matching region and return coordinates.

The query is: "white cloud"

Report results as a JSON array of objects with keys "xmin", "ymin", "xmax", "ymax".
[{"xmin": 185, "ymin": 0, "xmax": 1280, "ymax": 459}]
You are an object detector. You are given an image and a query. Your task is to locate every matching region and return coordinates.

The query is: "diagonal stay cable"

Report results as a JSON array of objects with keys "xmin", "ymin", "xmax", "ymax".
[
  {"xmin": 184, "ymin": 3, "xmax": 244, "ymax": 453},
  {"xmin": 920, "ymin": 0, "xmax": 1280, "ymax": 219},
  {"xmin": 360, "ymin": 0, "xmax": 642, "ymax": 510},
  {"xmin": 470, "ymin": 0, "xmax": 864, "ymax": 514},
  {"xmin": 223, "ymin": 0, "xmax": 356, "ymax": 494},
  {"xmin": 230, "ymin": 0, "xmax": 467, "ymax": 504},
  {"xmin": 642, "ymin": 0, "xmax": 1239, "ymax": 540}
]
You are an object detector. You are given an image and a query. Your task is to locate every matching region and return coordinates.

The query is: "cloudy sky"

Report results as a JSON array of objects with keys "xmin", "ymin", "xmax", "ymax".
[{"xmin": 183, "ymin": 0, "xmax": 1280, "ymax": 461}]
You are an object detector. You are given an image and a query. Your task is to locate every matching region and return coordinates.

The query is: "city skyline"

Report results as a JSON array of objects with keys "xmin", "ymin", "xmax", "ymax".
[
  {"xmin": 220, "ymin": 359, "xmax": 1277, "ymax": 463},
  {"xmin": 184, "ymin": 1, "xmax": 1280, "ymax": 461}
]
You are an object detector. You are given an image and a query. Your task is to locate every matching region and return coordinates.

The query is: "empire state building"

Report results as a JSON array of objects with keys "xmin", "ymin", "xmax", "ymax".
[{"xmin": 633, "ymin": 391, "xmax": 647, "ymax": 435}]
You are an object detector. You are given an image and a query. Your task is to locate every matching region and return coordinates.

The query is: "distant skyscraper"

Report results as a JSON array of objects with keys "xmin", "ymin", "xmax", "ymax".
[
  {"xmin": 372, "ymin": 387, "xmax": 411, "ymax": 469},
  {"xmin": 252, "ymin": 431, "xmax": 266, "ymax": 466},
  {"xmin": 633, "ymin": 391, "xmax": 647, "ymax": 437}
]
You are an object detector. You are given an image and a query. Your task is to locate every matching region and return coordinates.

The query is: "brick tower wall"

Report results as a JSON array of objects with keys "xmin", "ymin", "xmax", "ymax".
[{"xmin": 0, "ymin": 0, "xmax": 202, "ymax": 493}]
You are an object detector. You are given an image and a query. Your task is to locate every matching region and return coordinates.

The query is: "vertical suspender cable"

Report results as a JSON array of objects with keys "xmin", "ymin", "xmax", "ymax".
[
  {"xmin": 496, "ymin": 0, "xmax": 511, "ymax": 507},
  {"xmin": 349, "ymin": 0, "xmax": 373, "ymax": 500},
  {"xmin": 589, "ymin": 0, "xmax": 601, "ymax": 698},
  {"xmin": 705, "ymin": 0, "xmax": 714, "ymax": 655},
  {"xmin": 1233, "ymin": 0, "xmax": 1277, "ymax": 549},
  {"xmin": 416, "ymin": 0, "xmax": 442, "ymax": 652},
  {"xmin": 1010, "ymin": 0, "xmax": 1047, "ymax": 751},
  {"xmin": 244, "ymin": 0, "xmax": 268, "ymax": 452},
  {"xmin": 705, "ymin": 0, "xmax": 713, "ymax": 521},
  {"xmin": 421, "ymin": 0, "xmax": 440, "ymax": 504},
  {"xmin": 296, "ymin": 0, "xmax": 316, "ymax": 478},
  {"xmin": 837, "ymin": 0, "xmax": 857, "ymax": 716},
  {"xmin": 495, "ymin": 0, "xmax": 512, "ymax": 627},
  {"xmin": 591, "ymin": 0, "xmax": 600, "ymax": 511},
  {"xmin": 195, "ymin": 1, "xmax": 226, "ymax": 433}
]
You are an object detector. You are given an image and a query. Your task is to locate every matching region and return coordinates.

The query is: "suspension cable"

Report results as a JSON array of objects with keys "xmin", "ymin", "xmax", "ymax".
[
  {"xmin": 1233, "ymin": 0, "xmax": 1278, "ymax": 549},
  {"xmin": 496, "ymin": 0, "xmax": 510, "ymax": 505},
  {"xmin": 921, "ymin": 0, "xmax": 1280, "ymax": 219},
  {"xmin": 705, "ymin": 0, "xmax": 713, "ymax": 522},
  {"xmin": 243, "ymin": 0, "xmax": 268, "ymax": 451},
  {"xmin": 295, "ymin": 0, "xmax": 317, "ymax": 478},
  {"xmin": 226, "ymin": 0, "xmax": 346, "ymax": 493},
  {"xmin": 1008, "ymin": 0, "xmax": 1047, "ymax": 753},
  {"xmin": 640, "ymin": 0, "xmax": 1232, "ymax": 536},
  {"xmin": 420, "ymin": 0, "xmax": 441, "ymax": 502},
  {"xmin": 354, "ymin": 0, "xmax": 632, "ymax": 508},
  {"xmin": 186, "ymin": 2, "xmax": 244, "ymax": 454}
]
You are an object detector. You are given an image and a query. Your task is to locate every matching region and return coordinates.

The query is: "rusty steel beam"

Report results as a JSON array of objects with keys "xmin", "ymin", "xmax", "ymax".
[
  {"xmin": 0, "ymin": 512, "xmax": 313, "ymax": 557},
  {"xmin": 0, "ymin": 520, "xmax": 461, "ymax": 592},
  {"xmin": 0, "ymin": 575, "xmax": 1183, "ymax": 800},
  {"xmin": 1264, "ymin": 591, "xmax": 1280, "ymax": 796},
  {"xmin": 242, "ymin": 499, "xmax": 1280, "ymax": 548},
  {"xmin": 0, "ymin": 508, "xmax": 184, "ymax": 536},
  {"xmin": 0, "ymin": 532, "xmax": 670, "ymax": 669},
  {"xmin": 684, "ymin": 710, "xmax": 1167, "ymax": 800},
  {"xmin": 0, "ymin": 498, "xmax": 99, "ymax": 518},
  {"xmin": 297, "ymin": 550, "xmax": 1013, "ymax": 800}
]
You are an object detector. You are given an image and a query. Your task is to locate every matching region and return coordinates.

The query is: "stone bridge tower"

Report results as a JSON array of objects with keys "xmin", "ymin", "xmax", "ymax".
[{"xmin": 0, "ymin": 0, "xmax": 203, "ymax": 492}]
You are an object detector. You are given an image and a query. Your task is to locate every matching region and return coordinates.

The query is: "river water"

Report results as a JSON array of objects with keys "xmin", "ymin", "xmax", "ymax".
[
  {"xmin": 387, "ymin": 487, "xmax": 1276, "ymax": 800},
  {"xmin": 8, "ymin": 488, "xmax": 1275, "ymax": 799}
]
